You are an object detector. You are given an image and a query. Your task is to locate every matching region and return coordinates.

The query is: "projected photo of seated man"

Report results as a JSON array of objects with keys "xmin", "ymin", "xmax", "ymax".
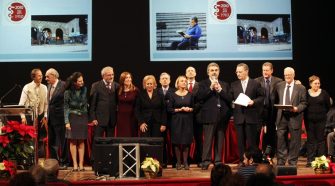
[{"xmin": 170, "ymin": 16, "xmax": 202, "ymax": 50}]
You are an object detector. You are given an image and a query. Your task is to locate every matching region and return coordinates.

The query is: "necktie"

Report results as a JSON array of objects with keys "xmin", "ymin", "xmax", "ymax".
[
  {"xmin": 285, "ymin": 85, "xmax": 291, "ymax": 105},
  {"xmin": 189, "ymin": 82, "xmax": 193, "ymax": 93},
  {"xmin": 49, "ymin": 86, "xmax": 55, "ymax": 100},
  {"xmin": 242, "ymin": 81, "xmax": 247, "ymax": 93},
  {"xmin": 265, "ymin": 79, "xmax": 270, "ymax": 106}
]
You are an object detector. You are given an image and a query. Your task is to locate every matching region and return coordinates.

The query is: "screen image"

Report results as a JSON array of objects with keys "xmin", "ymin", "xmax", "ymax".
[
  {"xmin": 0, "ymin": 0, "xmax": 92, "ymax": 62},
  {"xmin": 150, "ymin": 0, "xmax": 292, "ymax": 61}
]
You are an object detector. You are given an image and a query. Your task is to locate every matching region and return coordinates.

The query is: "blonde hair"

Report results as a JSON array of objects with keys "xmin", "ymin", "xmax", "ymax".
[
  {"xmin": 175, "ymin": 75, "xmax": 187, "ymax": 88},
  {"xmin": 309, "ymin": 75, "xmax": 320, "ymax": 84},
  {"xmin": 142, "ymin": 75, "xmax": 157, "ymax": 89}
]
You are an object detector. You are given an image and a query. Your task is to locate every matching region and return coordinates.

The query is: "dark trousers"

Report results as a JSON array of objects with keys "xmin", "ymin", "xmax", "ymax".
[
  {"xmin": 193, "ymin": 121, "xmax": 203, "ymax": 164},
  {"xmin": 276, "ymin": 116, "xmax": 301, "ymax": 166},
  {"xmin": 94, "ymin": 125, "xmax": 115, "ymax": 137},
  {"xmin": 48, "ymin": 124, "xmax": 69, "ymax": 165},
  {"xmin": 305, "ymin": 119, "xmax": 326, "ymax": 163},
  {"xmin": 202, "ymin": 122, "xmax": 225, "ymax": 165},
  {"xmin": 235, "ymin": 123, "xmax": 258, "ymax": 162},
  {"xmin": 262, "ymin": 107, "xmax": 277, "ymax": 158}
]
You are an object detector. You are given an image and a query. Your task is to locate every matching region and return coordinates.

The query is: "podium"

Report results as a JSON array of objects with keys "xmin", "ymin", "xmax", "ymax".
[{"xmin": 0, "ymin": 106, "xmax": 37, "ymax": 169}]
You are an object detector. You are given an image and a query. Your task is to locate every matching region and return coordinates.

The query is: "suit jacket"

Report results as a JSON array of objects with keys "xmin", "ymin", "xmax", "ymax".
[
  {"xmin": 187, "ymin": 81, "xmax": 199, "ymax": 95},
  {"xmin": 157, "ymin": 86, "xmax": 176, "ymax": 104},
  {"xmin": 255, "ymin": 76, "xmax": 283, "ymax": 123},
  {"xmin": 196, "ymin": 79, "xmax": 232, "ymax": 124},
  {"xmin": 89, "ymin": 80, "xmax": 119, "ymax": 127},
  {"xmin": 230, "ymin": 78, "xmax": 264, "ymax": 125},
  {"xmin": 47, "ymin": 80, "xmax": 66, "ymax": 126},
  {"xmin": 275, "ymin": 81, "xmax": 307, "ymax": 129},
  {"xmin": 135, "ymin": 89, "xmax": 167, "ymax": 126}
]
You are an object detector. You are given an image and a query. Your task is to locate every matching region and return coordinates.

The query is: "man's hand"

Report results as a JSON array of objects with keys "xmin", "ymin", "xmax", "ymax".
[
  {"xmin": 92, "ymin": 120, "xmax": 98, "ymax": 126},
  {"xmin": 21, "ymin": 118, "xmax": 27, "ymax": 125},
  {"xmin": 41, "ymin": 117, "xmax": 48, "ymax": 130}
]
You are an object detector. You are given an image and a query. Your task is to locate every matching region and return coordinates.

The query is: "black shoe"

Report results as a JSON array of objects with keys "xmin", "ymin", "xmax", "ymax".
[
  {"xmin": 306, "ymin": 162, "xmax": 312, "ymax": 167},
  {"xmin": 197, "ymin": 163, "xmax": 202, "ymax": 168},
  {"xmin": 162, "ymin": 163, "xmax": 167, "ymax": 168},
  {"xmin": 59, "ymin": 164, "xmax": 68, "ymax": 170},
  {"xmin": 201, "ymin": 164, "xmax": 209, "ymax": 170}
]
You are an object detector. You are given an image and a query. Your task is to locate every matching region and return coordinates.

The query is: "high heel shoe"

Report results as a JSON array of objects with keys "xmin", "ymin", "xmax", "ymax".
[{"xmin": 184, "ymin": 163, "xmax": 190, "ymax": 170}]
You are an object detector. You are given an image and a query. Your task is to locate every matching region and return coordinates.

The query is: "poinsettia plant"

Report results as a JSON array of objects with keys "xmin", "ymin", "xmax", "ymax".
[
  {"xmin": 0, "ymin": 121, "xmax": 36, "ymax": 161},
  {"xmin": 141, "ymin": 157, "xmax": 160, "ymax": 174},
  {"xmin": 311, "ymin": 155, "xmax": 330, "ymax": 170},
  {"xmin": 0, "ymin": 160, "xmax": 16, "ymax": 176}
]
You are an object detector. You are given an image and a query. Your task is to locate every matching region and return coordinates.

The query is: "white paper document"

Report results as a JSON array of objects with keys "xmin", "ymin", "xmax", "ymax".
[{"xmin": 234, "ymin": 93, "xmax": 251, "ymax": 107}]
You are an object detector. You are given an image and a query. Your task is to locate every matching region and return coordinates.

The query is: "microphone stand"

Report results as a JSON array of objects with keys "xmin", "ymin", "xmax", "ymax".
[{"xmin": 0, "ymin": 84, "xmax": 19, "ymax": 107}]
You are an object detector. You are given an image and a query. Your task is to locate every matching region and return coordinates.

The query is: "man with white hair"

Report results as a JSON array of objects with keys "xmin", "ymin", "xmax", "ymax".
[
  {"xmin": 45, "ymin": 68, "xmax": 68, "ymax": 169},
  {"xmin": 90, "ymin": 66, "xmax": 119, "ymax": 137},
  {"xmin": 275, "ymin": 67, "xmax": 307, "ymax": 166}
]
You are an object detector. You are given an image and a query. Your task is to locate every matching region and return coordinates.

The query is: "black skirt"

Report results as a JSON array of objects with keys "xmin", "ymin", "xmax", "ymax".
[{"xmin": 65, "ymin": 113, "xmax": 88, "ymax": 139}]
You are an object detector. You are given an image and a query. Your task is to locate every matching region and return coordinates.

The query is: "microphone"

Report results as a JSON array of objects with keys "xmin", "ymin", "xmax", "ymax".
[{"xmin": 0, "ymin": 84, "xmax": 20, "ymax": 107}]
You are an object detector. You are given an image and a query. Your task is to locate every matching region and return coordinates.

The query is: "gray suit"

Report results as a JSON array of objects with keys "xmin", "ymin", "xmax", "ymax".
[{"xmin": 275, "ymin": 81, "xmax": 307, "ymax": 165}]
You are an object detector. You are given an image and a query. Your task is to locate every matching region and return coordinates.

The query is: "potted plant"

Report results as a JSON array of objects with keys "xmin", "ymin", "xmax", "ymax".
[
  {"xmin": 0, "ymin": 121, "xmax": 36, "ymax": 169},
  {"xmin": 311, "ymin": 155, "xmax": 331, "ymax": 174},
  {"xmin": 141, "ymin": 157, "xmax": 160, "ymax": 179}
]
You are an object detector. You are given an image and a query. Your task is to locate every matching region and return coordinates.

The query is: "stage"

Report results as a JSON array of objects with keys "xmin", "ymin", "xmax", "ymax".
[{"xmin": 2, "ymin": 157, "xmax": 335, "ymax": 186}]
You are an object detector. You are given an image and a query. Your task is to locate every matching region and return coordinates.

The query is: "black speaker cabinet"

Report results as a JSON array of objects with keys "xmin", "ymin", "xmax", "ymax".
[
  {"xmin": 275, "ymin": 165, "xmax": 297, "ymax": 176},
  {"xmin": 93, "ymin": 137, "xmax": 163, "ymax": 177}
]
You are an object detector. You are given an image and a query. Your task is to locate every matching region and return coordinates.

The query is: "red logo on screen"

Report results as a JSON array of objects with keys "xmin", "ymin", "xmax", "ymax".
[
  {"xmin": 213, "ymin": 0, "xmax": 232, "ymax": 21},
  {"xmin": 7, "ymin": 2, "xmax": 26, "ymax": 22}
]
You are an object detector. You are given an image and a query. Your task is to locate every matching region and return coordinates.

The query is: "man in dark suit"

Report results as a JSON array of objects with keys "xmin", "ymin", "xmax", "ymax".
[
  {"xmin": 197, "ymin": 62, "xmax": 232, "ymax": 170},
  {"xmin": 45, "ymin": 68, "xmax": 68, "ymax": 168},
  {"xmin": 275, "ymin": 67, "xmax": 307, "ymax": 166},
  {"xmin": 157, "ymin": 72, "xmax": 175, "ymax": 168},
  {"xmin": 185, "ymin": 66, "xmax": 201, "ymax": 166},
  {"xmin": 90, "ymin": 66, "xmax": 119, "ymax": 137},
  {"xmin": 230, "ymin": 63, "xmax": 264, "ymax": 166},
  {"xmin": 255, "ymin": 62, "xmax": 283, "ymax": 159}
]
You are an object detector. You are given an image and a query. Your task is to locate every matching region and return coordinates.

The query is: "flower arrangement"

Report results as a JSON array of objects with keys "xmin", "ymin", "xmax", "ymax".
[
  {"xmin": 0, "ymin": 160, "xmax": 16, "ymax": 177},
  {"xmin": 311, "ymin": 155, "xmax": 330, "ymax": 170},
  {"xmin": 141, "ymin": 157, "xmax": 160, "ymax": 174},
  {"xmin": 0, "ymin": 121, "xmax": 36, "ymax": 163}
]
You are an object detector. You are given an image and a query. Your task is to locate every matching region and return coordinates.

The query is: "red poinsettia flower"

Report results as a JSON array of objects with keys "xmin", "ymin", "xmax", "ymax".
[
  {"xmin": 0, "ymin": 136, "xmax": 10, "ymax": 147},
  {"xmin": 3, "ymin": 160, "xmax": 16, "ymax": 176}
]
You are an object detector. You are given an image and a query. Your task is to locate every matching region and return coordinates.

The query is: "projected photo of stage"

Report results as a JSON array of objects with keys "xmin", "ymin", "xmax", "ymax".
[
  {"xmin": 31, "ymin": 15, "xmax": 88, "ymax": 49},
  {"xmin": 237, "ymin": 14, "xmax": 291, "ymax": 52},
  {"xmin": 156, "ymin": 13, "xmax": 207, "ymax": 50}
]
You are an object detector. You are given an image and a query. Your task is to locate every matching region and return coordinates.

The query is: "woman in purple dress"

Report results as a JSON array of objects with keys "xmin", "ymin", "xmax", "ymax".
[{"xmin": 116, "ymin": 72, "xmax": 139, "ymax": 137}]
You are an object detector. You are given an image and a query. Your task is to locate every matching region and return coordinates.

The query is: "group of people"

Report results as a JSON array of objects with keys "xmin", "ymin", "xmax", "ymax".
[{"xmin": 16, "ymin": 61, "xmax": 334, "ymax": 173}]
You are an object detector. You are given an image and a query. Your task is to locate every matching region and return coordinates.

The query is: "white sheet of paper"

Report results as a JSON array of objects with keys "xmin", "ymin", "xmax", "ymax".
[{"xmin": 234, "ymin": 93, "xmax": 251, "ymax": 107}]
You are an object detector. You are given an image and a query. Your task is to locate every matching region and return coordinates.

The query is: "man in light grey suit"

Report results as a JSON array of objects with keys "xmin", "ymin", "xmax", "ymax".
[{"xmin": 275, "ymin": 67, "xmax": 307, "ymax": 166}]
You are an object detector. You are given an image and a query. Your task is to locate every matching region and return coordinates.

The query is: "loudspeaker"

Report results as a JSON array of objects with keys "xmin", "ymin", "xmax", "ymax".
[
  {"xmin": 275, "ymin": 166, "xmax": 297, "ymax": 176},
  {"xmin": 93, "ymin": 137, "xmax": 163, "ymax": 177},
  {"xmin": 93, "ymin": 138, "xmax": 118, "ymax": 176}
]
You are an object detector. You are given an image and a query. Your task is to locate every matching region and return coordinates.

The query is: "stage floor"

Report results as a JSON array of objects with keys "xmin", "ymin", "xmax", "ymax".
[{"xmin": 58, "ymin": 157, "xmax": 315, "ymax": 181}]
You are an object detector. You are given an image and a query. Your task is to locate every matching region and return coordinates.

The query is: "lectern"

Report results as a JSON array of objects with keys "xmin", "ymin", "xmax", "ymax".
[{"xmin": 0, "ymin": 106, "xmax": 37, "ymax": 169}]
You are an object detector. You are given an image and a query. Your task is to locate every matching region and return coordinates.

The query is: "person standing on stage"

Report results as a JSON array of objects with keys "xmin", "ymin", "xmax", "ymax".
[
  {"xmin": 45, "ymin": 68, "xmax": 68, "ymax": 169},
  {"xmin": 230, "ymin": 63, "xmax": 264, "ymax": 167},
  {"xmin": 254, "ymin": 62, "xmax": 282, "ymax": 160},
  {"xmin": 135, "ymin": 75, "xmax": 167, "ymax": 137},
  {"xmin": 185, "ymin": 66, "xmax": 201, "ymax": 166},
  {"xmin": 275, "ymin": 67, "xmax": 307, "ymax": 166},
  {"xmin": 304, "ymin": 75, "xmax": 331, "ymax": 167},
  {"xmin": 19, "ymin": 68, "xmax": 48, "ymax": 157},
  {"xmin": 167, "ymin": 76, "xmax": 194, "ymax": 170},
  {"xmin": 197, "ymin": 62, "xmax": 232, "ymax": 170},
  {"xmin": 64, "ymin": 72, "xmax": 88, "ymax": 171},
  {"xmin": 90, "ymin": 66, "xmax": 119, "ymax": 137},
  {"xmin": 116, "ymin": 72, "xmax": 139, "ymax": 137}
]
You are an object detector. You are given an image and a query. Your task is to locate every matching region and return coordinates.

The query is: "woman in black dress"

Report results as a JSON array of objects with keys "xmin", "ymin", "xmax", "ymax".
[
  {"xmin": 167, "ymin": 75, "xmax": 194, "ymax": 170},
  {"xmin": 304, "ymin": 75, "xmax": 331, "ymax": 167},
  {"xmin": 135, "ymin": 75, "xmax": 167, "ymax": 137},
  {"xmin": 64, "ymin": 72, "xmax": 88, "ymax": 171}
]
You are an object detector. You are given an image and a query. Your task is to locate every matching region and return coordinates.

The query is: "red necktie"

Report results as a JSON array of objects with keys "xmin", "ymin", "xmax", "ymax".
[{"xmin": 189, "ymin": 82, "xmax": 193, "ymax": 93}]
